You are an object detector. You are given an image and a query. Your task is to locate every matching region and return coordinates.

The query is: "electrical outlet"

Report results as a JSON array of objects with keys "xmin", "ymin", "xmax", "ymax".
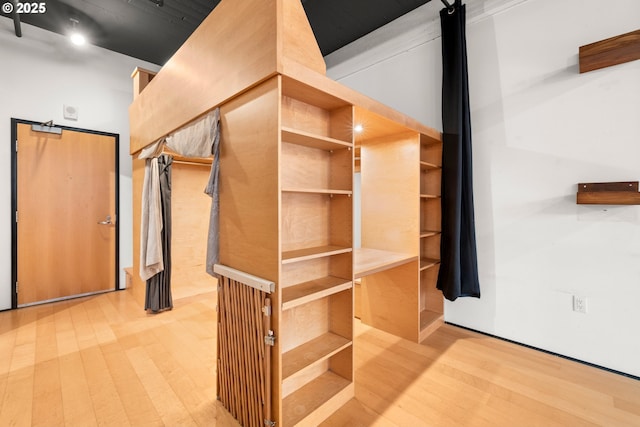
[{"xmin": 573, "ymin": 295, "xmax": 587, "ymax": 314}]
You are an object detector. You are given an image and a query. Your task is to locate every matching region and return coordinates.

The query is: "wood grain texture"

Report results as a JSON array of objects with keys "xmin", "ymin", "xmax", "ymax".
[
  {"xmin": 17, "ymin": 124, "xmax": 116, "ymax": 305},
  {"xmin": 361, "ymin": 133, "xmax": 420, "ymax": 256},
  {"xmin": 218, "ymin": 77, "xmax": 280, "ymax": 284},
  {"xmin": 353, "ymin": 248, "xmax": 416, "ymax": 279},
  {"xmin": 579, "ymin": 29, "xmax": 640, "ymax": 73},
  {"xmin": 129, "ymin": 0, "xmax": 327, "ymax": 153},
  {"xmin": 170, "ymin": 163, "xmax": 216, "ymax": 299},
  {"xmin": 1, "ymin": 290, "xmax": 639, "ymax": 426},
  {"xmin": 576, "ymin": 191, "xmax": 640, "ymax": 205},
  {"xmin": 360, "ymin": 260, "xmax": 420, "ymax": 342},
  {"xmin": 577, "ymin": 181, "xmax": 638, "ymax": 192}
]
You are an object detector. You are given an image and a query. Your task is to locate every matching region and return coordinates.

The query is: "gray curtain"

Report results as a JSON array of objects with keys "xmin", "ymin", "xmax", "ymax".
[
  {"xmin": 145, "ymin": 154, "xmax": 173, "ymax": 312},
  {"xmin": 205, "ymin": 109, "xmax": 221, "ymax": 277}
]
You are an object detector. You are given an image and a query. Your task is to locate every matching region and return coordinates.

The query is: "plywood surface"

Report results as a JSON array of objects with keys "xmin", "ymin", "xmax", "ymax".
[
  {"xmin": 361, "ymin": 134, "xmax": 420, "ymax": 256},
  {"xmin": 359, "ymin": 260, "xmax": 420, "ymax": 342},
  {"xmin": 17, "ymin": 124, "xmax": 116, "ymax": 305},
  {"xmin": 354, "ymin": 248, "xmax": 417, "ymax": 279},
  {"xmin": 579, "ymin": 29, "xmax": 640, "ymax": 73},
  {"xmin": 170, "ymin": 163, "xmax": 216, "ymax": 298},
  {"xmin": 218, "ymin": 78, "xmax": 280, "ymax": 283}
]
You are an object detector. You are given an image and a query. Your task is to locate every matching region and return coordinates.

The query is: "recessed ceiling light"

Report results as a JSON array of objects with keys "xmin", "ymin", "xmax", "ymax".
[
  {"xmin": 354, "ymin": 124, "xmax": 364, "ymax": 133},
  {"xmin": 70, "ymin": 32, "xmax": 86, "ymax": 46},
  {"xmin": 69, "ymin": 18, "xmax": 86, "ymax": 46}
]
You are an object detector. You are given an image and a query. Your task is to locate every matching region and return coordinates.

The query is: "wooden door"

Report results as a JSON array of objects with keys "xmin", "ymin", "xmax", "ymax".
[{"xmin": 14, "ymin": 122, "xmax": 118, "ymax": 306}]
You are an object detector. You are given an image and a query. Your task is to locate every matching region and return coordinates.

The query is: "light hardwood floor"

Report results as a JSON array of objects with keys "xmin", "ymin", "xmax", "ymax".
[{"xmin": 1, "ymin": 287, "xmax": 638, "ymax": 426}]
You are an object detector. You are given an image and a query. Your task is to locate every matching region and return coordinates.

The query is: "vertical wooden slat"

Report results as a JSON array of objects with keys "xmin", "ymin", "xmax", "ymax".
[{"xmin": 216, "ymin": 275, "xmax": 269, "ymax": 427}]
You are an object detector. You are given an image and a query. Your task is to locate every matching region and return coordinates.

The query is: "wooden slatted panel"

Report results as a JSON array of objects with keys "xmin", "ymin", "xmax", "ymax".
[{"xmin": 217, "ymin": 276, "xmax": 271, "ymax": 427}]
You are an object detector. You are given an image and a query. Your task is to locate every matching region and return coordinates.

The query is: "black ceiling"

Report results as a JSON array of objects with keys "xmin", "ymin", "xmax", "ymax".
[{"xmin": 1, "ymin": 0, "xmax": 432, "ymax": 65}]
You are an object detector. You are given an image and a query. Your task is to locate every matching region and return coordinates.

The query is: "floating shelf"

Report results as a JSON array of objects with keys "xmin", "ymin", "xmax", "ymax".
[
  {"xmin": 576, "ymin": 181, "xmax": 640, "ymax": 205},
  {"xmin": 579, "ymin": 29, "xmax": 640, "ymax": 73}
]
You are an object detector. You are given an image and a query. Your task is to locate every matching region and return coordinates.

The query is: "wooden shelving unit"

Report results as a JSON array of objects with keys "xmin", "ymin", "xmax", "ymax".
[
  {"xmin": 576, "ymin": 181, "xmax": 640, "ymax": 205},
  {"xmin": 279, "ymin": 84, "xmax": 354, "ymax": 425},
  {"xmin": 419, "ymin": 133, "xmax": 444, "ymax": 341},
  {"xmin": 354, "ymin": 109, "xmax": 444, "ymax": 343},
  {"xmin": 129, "ymin": 0, "xmax": 444, "ymax": 423}
]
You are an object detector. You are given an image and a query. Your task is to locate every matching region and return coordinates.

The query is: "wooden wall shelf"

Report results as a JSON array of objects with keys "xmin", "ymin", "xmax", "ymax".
[
  {"xmin": 576, "ymin": 181, "xmax": 640, "ymax": 205},
  {"xmin": 579, "ymin": 29, "xmax": 640, "ymax": 73}
]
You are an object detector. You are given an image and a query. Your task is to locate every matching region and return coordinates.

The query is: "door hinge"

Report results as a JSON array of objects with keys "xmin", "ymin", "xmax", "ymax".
[
  {"xmin": 264, "ymin": 330, "xmax": 276, "ymax": 347},
  {"xmin": 15, "ymin": 282, "xmax": 18, "ymax": 293},
  {"xmin": 15, "ymin": 140, "xmax": 18, "ymax": 153},
  {"xmin": 15, "ymin": 211, "xmax": 18, "ymax": 223}
]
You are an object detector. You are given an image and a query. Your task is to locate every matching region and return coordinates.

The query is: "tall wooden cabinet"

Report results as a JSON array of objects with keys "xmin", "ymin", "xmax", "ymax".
[{"xmin": 129, "ymin": 0, "xmax": 443, "ymax": 425}]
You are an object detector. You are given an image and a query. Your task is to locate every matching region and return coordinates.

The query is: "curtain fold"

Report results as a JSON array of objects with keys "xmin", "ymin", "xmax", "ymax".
[
  {"xmin": 437, "ymin": 0, "xmax": 481, "ymax": 301},
  {"xmin": 204, "ymin": 109, "xmax": 221, "ymax": 277},
  {"xmin": 145, "ymin": 154, "xmax": 173, "ymax": 312}
]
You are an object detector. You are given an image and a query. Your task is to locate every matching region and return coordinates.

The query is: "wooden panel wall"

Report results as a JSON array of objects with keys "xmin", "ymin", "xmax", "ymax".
[
  {"xmin": 218, "ymin": 77, "xmax": 280, "ymax": 283},
  {"xmin": 218, "ymin": 76, "xmax": 281, "ymax": 423},
  {"xmin": 360, "ymin": 134, "xmax": 420, "ymax": 255},
  {"xmin": 170, "ymin": 163, "xmax": 215, "ymax": 298},
  {"xmin": 129, "ymin": 0, "xmax": 327, "ymax": 154}
]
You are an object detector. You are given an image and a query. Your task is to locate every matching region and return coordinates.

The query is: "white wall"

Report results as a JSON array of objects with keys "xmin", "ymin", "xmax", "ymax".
[
  {"xmin": 0, "ymin": 20, "xmax": 160, "ymax": 310},
  {"xmin": 327, "ymin": 0, "xmax": 640, "ymax": 377}
]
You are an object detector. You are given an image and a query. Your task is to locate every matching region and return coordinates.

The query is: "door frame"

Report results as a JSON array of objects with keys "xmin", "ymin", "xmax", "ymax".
[{"xmin": 10, "ymin": 118, "xmax": 120, "ymax": 309}]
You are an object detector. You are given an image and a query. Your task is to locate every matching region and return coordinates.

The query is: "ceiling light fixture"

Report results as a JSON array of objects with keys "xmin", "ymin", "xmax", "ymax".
[
  {"xmin": 354, "ymin": 124, "xmax": 364, "ymax": 133},
  {"xmin": 69, "ymin": 18, "xmax": 86, "ymax": 46}
]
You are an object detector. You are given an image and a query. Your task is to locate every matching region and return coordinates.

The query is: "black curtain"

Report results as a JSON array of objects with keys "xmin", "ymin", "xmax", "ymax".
[
  {"xmin": 145, "ymin": 155, "xmax": 173, "ymax": 312},
  {"xmin": 436, "ymin": 0, "xmax": 480, "ymax": 301}
]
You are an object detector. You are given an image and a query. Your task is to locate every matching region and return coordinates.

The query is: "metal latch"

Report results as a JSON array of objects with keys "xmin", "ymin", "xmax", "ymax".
[
  {"xmin": 264, "ymin": 419, "xmax": 276, "ymax": 427},
  {"xmin": 264, "ymin": 330, "xmax": 275, "ymax": 346}
]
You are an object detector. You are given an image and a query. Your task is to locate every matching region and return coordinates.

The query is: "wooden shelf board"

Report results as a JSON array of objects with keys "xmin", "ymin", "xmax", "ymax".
[
  {"xmin": 282, "ymin": 277, "xmax": 353, "ymax": 310},
  {"xmin": 420, "ymin": 258, "xmax": 440, "ymax": 271},
  {"xmin": 579, "ymin": 29, "xmax": 640, "ymax": 73},
  {"xmin": 420, "ymin": 230, "xmax": 440, "ymax": 238},
  {"xmin": 282, "ymin": 371, "xmax": 351, "ymax": 427},
  {"xmin": 282, "ymin": 245, "xmax": 352, "ymax": 264},
  {"xmin": 282, "ymin": 333, "xmax": 351, "ymax": 379},
  {"xmin": 420, "ymin": 194, "xmax": 439, "ymax": 199},
  {"xmin": 576, "ymin": 191, "xmax": 640, "ymax": 205},
  {"xmin": 420, "ymin": 161, "xmax": 439, "ymax": 170},
  {"xmin": 420, "ymin": 133, "xmax": 441, "ymax": 146},
  {"xmin": 282, "ymin": 127, "xmax": 353, "ymax": 150},
  {"xmin": 419, "ymin": 309, "xmax": 444, "ymax": 342},
  {"xmin": 354, "ymin": 247, "xmax": 417, "ymax": 279},
  {"xmin": 282, "ymin": 188, "xmax": 352, "ymax": 195}
]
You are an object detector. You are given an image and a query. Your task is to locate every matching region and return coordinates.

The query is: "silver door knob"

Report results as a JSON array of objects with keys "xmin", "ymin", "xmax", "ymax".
[{"xmin": 98, "ymin": 215, "xmax": 112, "ymax": 225}]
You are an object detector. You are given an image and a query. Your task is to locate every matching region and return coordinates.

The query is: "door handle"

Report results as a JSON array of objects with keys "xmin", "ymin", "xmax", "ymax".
[{"xmin": 98, "ymin": 215, "xmax": 112, "ymax": 225}]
